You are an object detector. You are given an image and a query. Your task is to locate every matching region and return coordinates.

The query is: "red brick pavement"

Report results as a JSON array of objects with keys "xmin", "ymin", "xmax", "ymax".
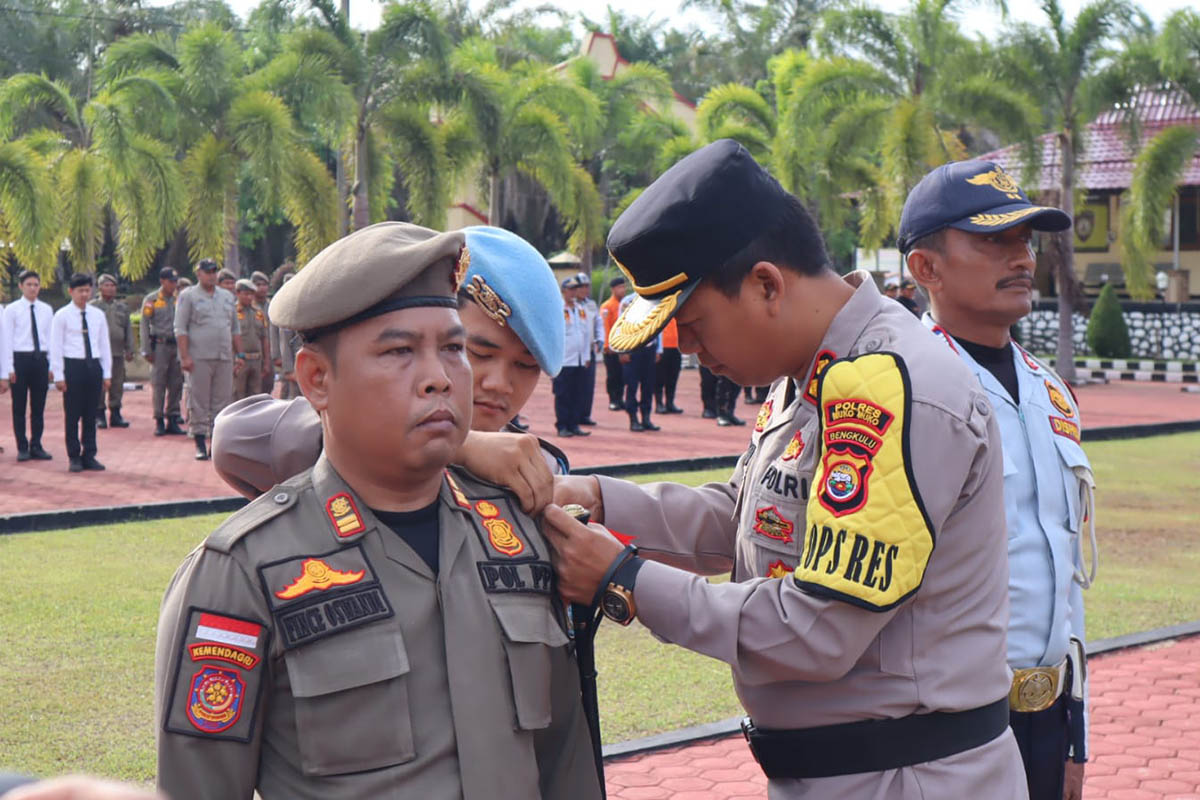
[
  {"xmin": 605, "ymin": 635, "xmax": 1200, "ymax": 799},
  {"xmin": 1, "ymin": 373, "xmax": 1197, "ymax": 515}
]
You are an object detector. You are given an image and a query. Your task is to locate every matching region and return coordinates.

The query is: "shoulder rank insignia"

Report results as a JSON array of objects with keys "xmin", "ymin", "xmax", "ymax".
[
  {"xmin": 465, "ymin": 274, "xmax": 512, "ymax": 326},
  {"xmin": 766, "ymin": 560, "xmax": 793, "ymax": 579},
  {"xmin": 476, "ymin": 500, "xmax": 525, "ymax": 556},
  {"xmin": 445, "ymin": 471, "xmax": 472, "ymax": 509},
  {"xmin": 781, "ymin": 430, "xmax": 804, "ymax": 461},
  {"xmin": 755, "ymin": 400, "xmax": 773, "ymax": 432},
  {"xmin": 275, "ymin": 558, "xmax": 364, "ymax": 600},
  {"xmin": 804, "ymin": 350, "xmax": 837, "ymax": 405},
  {"xmin": 186, "ymin": 666, "xmax": 246, "ymax": 734},
  {"xmin": 1045, "ymin": 380, "xmax": 1074, "ymax": 417},
  {"xmin": 966, "ymin": 167, "xmax": 1022, "ymax": 200},
  {"xmin": 1049, "ymin": 415, "xmax": 1081, "ymax": 443},
  {"xmin": 753, "ymin": 505, "xmax": 794, "ymax": 544},
  {"xmin": 326, "ymin": 493, "xmax": 365, "ymax": 538}
]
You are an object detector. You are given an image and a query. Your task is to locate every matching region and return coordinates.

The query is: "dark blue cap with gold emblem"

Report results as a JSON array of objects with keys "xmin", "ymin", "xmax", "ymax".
[
  {"xmin": 898, "ymin": 160, "xmax": 1071, "ymax": 253},
  {"xmin": 606, "ymin": 138, "xmax": 790, "ymax": 352}
]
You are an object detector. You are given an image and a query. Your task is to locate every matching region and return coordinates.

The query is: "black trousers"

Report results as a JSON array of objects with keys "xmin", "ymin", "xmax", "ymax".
[
  {"xmin": 1010, "ymin": 696, "xmax": 1069, "ymax": 800},
  {"xmin": 581, "ymin": 355, "xmax": 597, "ymax": 419},
  {"xmin": 655, "ymin": 348, "xmax": 682, "ymax": 406},
  {"xmin": 701, "ymin": 366, "xmax": 739, "ymax": 417},
  {"xmin": 553, "ymin": 365, "xmax": 588, "ymax": 430},
  {"xmin": 623, "ymin": 346, "xmax": 656, "ymax": 420},
  {"xmin": 63, "ymin": 358, "xmax": 103, "ymax": 460},
  {"xmin": 603, "ymin": 352, "xmax": 624, "ymax": 406},
  {"xmin": 11, "ymin": 351, "xmax": 49, "ymax": 451}
]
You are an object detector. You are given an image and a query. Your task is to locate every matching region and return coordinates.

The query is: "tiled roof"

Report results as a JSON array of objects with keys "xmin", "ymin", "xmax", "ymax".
[{"xmin": 979, "ymin": 89, "xmax": 1200, "ymax": 191}]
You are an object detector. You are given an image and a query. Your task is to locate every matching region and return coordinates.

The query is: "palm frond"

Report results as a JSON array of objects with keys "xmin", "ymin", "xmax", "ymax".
[
  {"xmin": 563, "ymin": 162, "xmax": 604, "ymax": 253},
  {"xmin": 657, "ymin": 135, "xmax": 699, "ymax": 172},
  {"xmin": 816, "ymin": 5, "xmax": 908, "ymax": 81},
  {"xmin": 245, "ymin": 51, "xmax": 355, "ymax": 142},
  {"xmin": 176, "ymin": 23, "xmax": 241, "ymax": 122},
  {"xmin": 98, "ymin": 33, "xmax": 178, "ymax": 83},
  {"xmin": 696, "ymin": 83, "xmax": 776, "ymax": 143},
  {"xmin": 228, "ymin": 90, "xmax": 297, "ymax": 211},
  {"xmin": 376, "ymin": 101, "xmax": 448, "ymax": 227},
  {"xmin": 183, "ymin": 133, "xmax": 237, "ymax": 264},
  {"xmin": 107, "ymin": 133, "xmax": 185, "ymax": 279},
  {"xmin": 282, "ymin": 147, "xmax": 340, "ymax": 267},
  {"xmin": 55, "ymin": 149, "xmax": 106, "ymax": 272},
  {"xmin": 371, "ymin": 1, "xmax": 452, "ymax": 70},
  {"xmin": 0, "ymin": 140, "xmax": 58, "ymax": 277},
  {"xmin": 0, "ymin": 74, "xmax": 83, "ymax": 141}
]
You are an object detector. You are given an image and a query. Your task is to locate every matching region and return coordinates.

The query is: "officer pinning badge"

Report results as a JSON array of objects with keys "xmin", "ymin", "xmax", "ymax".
[
  {"xmin": 475, "ymin": 500, "xmax": 525, "ymax": 557},
  {"xmin": 274, "ymin": 558, "xmax": 365, "ymax": 600},
  {"xmin": 186, "ymin": 666, "xmax": 246, "ymax": 734},
  {"xmin": 804, "ymin": 350, "xmax": 836, "ymax": 405},
  {"xmin": 755, "ymin": 400, "xmax": 773, "ymax": 432},
  {"xmin": 754, "ymin": 505, "xmax": 794, "ymax": 544},
  {"xmin": 966, "ymin": 167, "xmax": 1022, "ymax": 200},
  {"xmin": 445, "ymin": 471, "xmax": 472, "ymax": 509},
  {"xmin": 766, "ymin": 560, "xmax": 793, "ymax": 579},
  {"xmin": 1049, "ymin": 415, "xmax": 1081, "ymax": 443},
  {"xmin": 465, "ymin": 274, "xmax": 512, "ymax": 326},
  {"xmin": 781, "ymin": 430, "xmax": 805, "ymax": 461},
  {"xmin": 326, "ymin": 493, "xmax": 365, "ymax": 538},
  {"xmin": 1045, "ymin": 380, "xmax": 1074, "ymax": 417}
]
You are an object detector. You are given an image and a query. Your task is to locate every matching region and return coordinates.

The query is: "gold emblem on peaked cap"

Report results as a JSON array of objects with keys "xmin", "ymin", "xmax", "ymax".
[
  {"xmin": 608, "ymin": 290, "xmax": 681, "ymax": 351},
  {"xmin": 465, "ymin": 274, "xmax": 512, "ymax": 326},
  {"xmin": 453, "ymin": 246, "xmax": 470, "ymax": 292},
  {"xmin": 967, "ymin": 168, "xmax": 1023, "ymax": 200},
  {"xmin": 968, "ymin": 207, "xmax": 1044, "ymax": 227}
]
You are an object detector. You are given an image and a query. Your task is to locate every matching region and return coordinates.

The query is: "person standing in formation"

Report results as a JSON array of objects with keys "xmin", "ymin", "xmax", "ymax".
[
  {"xmin": 599, "ymin": 276, "xmax": 627, "ymax": 411},
  {"xmin": 654, "ymin": 318, "xmax": 684, "ymax": 415},
  {"xmin": 3, "ymin": 270, "xmax": 54, "ymax": 461},
  {"xmin": 554, "ymin": 277, "xmax": 591, "ymax": 438},
  {"xmin": 91, "ymin": 274, "xmax": 134, "ymax": 429},
  {"xmin": 251, "ymin": 271, "xmax": 274, "ymax": 395},
  {"xmin": 176, "ymin": 259, "xmax": 241, "ymax": 460},
  {"xmin": 232, "ymin": 279, "xmax": 270, "ymax": 402},
  {"xmin": 141, "ymin": 267, "xmax": 186, "ymax": 436},
  {"xmin": 616, "ymin": 290, "xmax": 660, "ymax": 432},
  {"xmin": 50, "ymin": 273, "xmax": 111, "ymax": 472},
  {"xmin": 574, "ymin": 271, "xmax": 603, "ymax": 427}
]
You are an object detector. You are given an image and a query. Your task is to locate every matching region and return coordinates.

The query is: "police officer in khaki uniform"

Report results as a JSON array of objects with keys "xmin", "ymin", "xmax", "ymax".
[
  {"xmin": 544, "ymin": 141, "xmax": 1027, "ymax": 798},
  {"xmin": 91, "ymin": 274, "xmax": 134, "ymax": 429},
  {"xmin": 251, "ymin": 271, "xmax": 274, "ymax": 395},
  {"xmin": 232, "ymin": 279, "xmax": 269, "ymax": 402},
  {"xmin": 154, "ymin": 221, "xmax": 600, "ymax": 800},
  {"xmin": 176, "ymin": 259, "xmax": 241, "ymax": 460},
  {"xmin": 141, "ymin": 267, "xmax": 186, "ymax": 436}
]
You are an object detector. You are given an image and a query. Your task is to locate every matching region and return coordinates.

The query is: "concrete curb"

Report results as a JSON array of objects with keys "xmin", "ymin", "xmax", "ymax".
[{"xmin": 600, "ymin": 620, "xmax": 1200, "ymax": 762}]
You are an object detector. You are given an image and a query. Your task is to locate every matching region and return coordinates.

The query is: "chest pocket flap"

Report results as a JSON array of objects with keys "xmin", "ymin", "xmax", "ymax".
[
  {"xmin": 284, "ymin": 625, "xmax": 415, "ymax": 775},
  {"xmin": 491, "ymin": 599, "xmax": 568, "ymax": 730}
]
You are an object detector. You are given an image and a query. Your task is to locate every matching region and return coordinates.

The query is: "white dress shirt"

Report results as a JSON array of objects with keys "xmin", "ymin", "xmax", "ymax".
[
  {"xmin": 50, "ymin": 302, "xmax": 112, "ymax": 380},
  {"xmin": 2, "ymin": 297, "xmax": 53, "ymax": 375}
]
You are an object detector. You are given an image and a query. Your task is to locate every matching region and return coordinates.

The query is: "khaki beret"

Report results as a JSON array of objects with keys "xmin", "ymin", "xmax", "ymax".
[
  {"xmin": 270, "ymin": 221, "xmax": 467, "ymax": 339},
  {"xmin": 235, "ymin": 279, "xmax": 256, "ymax": 292},
  {"xmin": 250, "ymin": 271, "xmax": 270, "ymax": 284},
  {"xmin": 217, "ymin": 269, "xmax": 236, "ymax": 282},
  {"xmin": 97, "ymin": 273, "xmax": 117, "ymax": 286}
]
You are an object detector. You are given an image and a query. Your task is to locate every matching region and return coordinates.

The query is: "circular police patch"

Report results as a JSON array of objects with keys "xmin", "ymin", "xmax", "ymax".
[
  {"xmin": 186, "ymin": 666, "xmax": 245, "ymax": 733},
  {"xmin": 825, "ymin": 460, "xmax": 860, "ymax": 502}
]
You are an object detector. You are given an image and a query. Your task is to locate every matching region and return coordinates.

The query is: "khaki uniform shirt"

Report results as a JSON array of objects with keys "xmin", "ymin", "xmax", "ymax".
[
  {"xmin": 91, "ymin": 297, "xmax": 134, "ymax": 356},
  {"xmin": 597, "ymin": 272, "xmax": 1025, "ymax": 798},
  {"xmin": 140, "ymin": 288, "xmax": 178, "ymax": 356},
  {"xmin": 175, "ymin": 285, "xmax": 240, "ymax": 360},
  {"xmin": 155, "ymin": 455, "xmax": 600, "ymax": 800},
  {"xmin": 236, "ymin": 303, "xmax": 269, "ymax": 356}
]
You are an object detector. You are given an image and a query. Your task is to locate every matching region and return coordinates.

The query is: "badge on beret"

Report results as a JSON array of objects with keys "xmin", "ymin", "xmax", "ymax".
[
  {"xmin": 465, "ymin": 274, "xmax": 512, "ymax": 326},
  {"xmin": 453, "ymin": 246, "xmax": 471, "ymax": 292}
]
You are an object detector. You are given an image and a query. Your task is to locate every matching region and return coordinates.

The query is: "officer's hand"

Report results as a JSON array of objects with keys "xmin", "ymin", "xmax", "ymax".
[
  {"xmin": 2, "ymin": 776, "xmax": 165, "ymax": 800},
  {"xmin": 542, "ymin": 504, "xmax": 625, "ymax": 605},
  {"xmin": 180, "ymin": 357, "xmax": 193, "ymax": 373},
  {"xmin": 456, "ymin": 430, "xmax": 553, "ymax": 515},
  {"xmin": 144, "ymin": 353, "xmax": 154, "ymax": 364},
  {"xmin": 1063, "ymin": 761, "xmax": 1084, "ymax": 800},
  {"xmin": 552, "ymin": 475, "xmax": 604, "ymax": 524},
  {"xmin": 102, "ymin": 380, "xmax": 111, "ymax": 393},
  {"xmin": 233, "ymin": 360, "xmax": 243, "ymax": 376},
  {"xmin": 55, "ymin": 381, "xmax": 65, "ymax": 392}
]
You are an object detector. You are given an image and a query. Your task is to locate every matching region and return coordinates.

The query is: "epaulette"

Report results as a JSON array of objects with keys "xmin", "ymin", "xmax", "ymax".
[{"xmin": 206, "ymin": 484, "xmax": 299, "ymax": 553}]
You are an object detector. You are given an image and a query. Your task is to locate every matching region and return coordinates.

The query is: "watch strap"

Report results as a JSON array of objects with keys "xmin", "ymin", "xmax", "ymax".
[{"xmin": 590, "ymin": 544, "xmax": 638, "ymax": 611}]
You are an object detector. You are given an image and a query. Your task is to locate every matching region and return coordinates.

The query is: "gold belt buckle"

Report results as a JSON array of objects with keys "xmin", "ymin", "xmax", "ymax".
[{"xmin": 1009, "ymin": 664, "xmax": 1062, "ymax": 713}]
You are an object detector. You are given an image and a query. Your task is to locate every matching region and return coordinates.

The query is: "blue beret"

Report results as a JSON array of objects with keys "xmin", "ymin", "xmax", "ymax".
[
  {"xmin": 898, "ymin": 160, "xmax": 1071, "ymax": 253},
  {"xmin": 462, "ymin": 226, "xmax": 565, "ymax": 377}
]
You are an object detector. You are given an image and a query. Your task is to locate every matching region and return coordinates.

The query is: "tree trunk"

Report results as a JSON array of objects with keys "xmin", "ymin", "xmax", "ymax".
[
  {"xmin": 1055, "ymin": 131, "xmax": 1077, "ymax": 383},
  {"xmin": 352, "ymin": 128, "xmax": 370, "ymax": 231},
  {"xmin": 224, "ymin": 189, "xmax": 241, "ymax": 275},
  {"xmin": 336, "ymin": 146, "xmax": 349, "ymax": 237},
  {"xmin": 488, "ymin": 169, "xmax": 502, "ymax": 226}
]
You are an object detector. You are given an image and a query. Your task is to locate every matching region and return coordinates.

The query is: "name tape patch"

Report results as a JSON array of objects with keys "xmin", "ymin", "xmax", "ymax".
[
  {"xmin": 477, "ymin": 560, "xmax": 555, "ymax": 595},
  {"xmin": 276, "ymin": 585, "xmax": 393, "ymax": 649}
]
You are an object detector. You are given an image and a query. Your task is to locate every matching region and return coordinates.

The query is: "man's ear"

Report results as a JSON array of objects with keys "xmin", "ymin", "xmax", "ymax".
[
  {"xmin": 749, "ymin": 261, "xmax": 786, "ymax": 313},
  {"xmin": 906, "ymin": 249, "xmax": 939, "ymax": 293},
  {"xmin": 295, "ymin": 346, "xmax": 330, "ymax": 411}
]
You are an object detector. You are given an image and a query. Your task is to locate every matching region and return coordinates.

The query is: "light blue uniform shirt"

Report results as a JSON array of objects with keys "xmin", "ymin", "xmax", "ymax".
[
  {"xmin": 562, "ymin": 299, "xmax": 592, "ymax": 367},
  {"xmin": 922, "ymin": 314, "xmax": 1092, "ymax": 673}
]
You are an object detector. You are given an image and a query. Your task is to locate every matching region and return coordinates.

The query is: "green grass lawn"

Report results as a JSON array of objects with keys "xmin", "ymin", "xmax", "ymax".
[{"xmin": 2, "ymin": 433, "xmax": 1199, "ymax": 781}]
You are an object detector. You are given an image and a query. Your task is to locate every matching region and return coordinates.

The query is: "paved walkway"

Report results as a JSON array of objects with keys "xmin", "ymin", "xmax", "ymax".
[
  {"xmin": 1, "ymin": 373, "xmax": 1198, "ymax": 515},
  {"xmin": 605, "ymin": 634, "xmax": 1200, "ymax": 799}
]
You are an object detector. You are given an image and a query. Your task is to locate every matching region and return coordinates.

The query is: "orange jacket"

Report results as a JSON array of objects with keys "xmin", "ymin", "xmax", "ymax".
[{"xmin": 661, "ymin": 318, "xmax": 679, "ymax": 349}]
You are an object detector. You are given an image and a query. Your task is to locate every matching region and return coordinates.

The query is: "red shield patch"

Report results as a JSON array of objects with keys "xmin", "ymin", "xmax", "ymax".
[
  {"xmin": 818, "ymin": 448, "xmax": 873, "ymax": 517},
  {"xmin": 186, "ymin": 666, "xmax": 245, "ymax": 734}
]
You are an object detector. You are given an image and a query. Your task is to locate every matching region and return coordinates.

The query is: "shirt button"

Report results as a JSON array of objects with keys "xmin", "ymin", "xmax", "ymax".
[
  {"xmin": 974, "ymin": 397, "xmax": 991, "ymax": 416},
  {"xmin": 273, "ymin": 492, "xmax": 289, "ymax": 504}
]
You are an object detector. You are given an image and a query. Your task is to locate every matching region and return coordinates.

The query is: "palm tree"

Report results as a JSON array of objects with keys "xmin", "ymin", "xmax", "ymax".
[
  {"xmin": 0, "ymin": 71, "xmax": 183, "ymax": 279},
  {"xmin": 0, "ymin": 139, "xmax": 58, "ymax": 283},
  {"xmin": 990, "ymin": 0, "xmax": 1135, "ymax": 380}
]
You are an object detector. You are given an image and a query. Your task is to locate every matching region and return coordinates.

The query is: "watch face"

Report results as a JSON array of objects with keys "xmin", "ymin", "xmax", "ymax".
[{"xmin": 602, "ymin": 591, "xmax": 631, "ymax": 624}]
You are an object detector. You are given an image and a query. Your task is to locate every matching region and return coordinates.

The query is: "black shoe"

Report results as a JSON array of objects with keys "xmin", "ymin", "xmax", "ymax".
[
  {"xmin": 608, "ymin": 402, "xmax": 624, "ymax": 411},
  {"xmin": 655, "ymin": 405, "xmax": 668, "ymax": 414},
  {"xmin": 81, "ymin": 458, "xmax": 105, "ymax": 471},
  {"xmin": 717, "ymin": 414, "xmax": 746, "ymax": 427},
  {"xmin": 29, "ymin": 446, "xmax": 52, "ymax": 460},
  {"xmin": 17, "ymin": 450, "xmax": 31, "ymax": 462},
  {"xmin": 166, "ymin": 419, "xmax": 186, "ymax": 436},
  {"xmin": 666, "ymin": 404, "xmax": 685, "ymax": 414},
  {"xmin": 629, "ymin": 419, "xmax": 645, "ymax": 432},
  {"xmin": 642, "ymin": 419, "xmax": 661, "ymax": 431},
  {"xmin": 195, "ymin": 435, "xmax": 210, "ymax": 460},
  {"xmin": 96, "ymin": 414, "xmax": 108, "ymax": 429},
  {"xmin": 557, "ymin": 428, "xmax": 575, "ymax": 438},
  {"xmin": 568, "ymin": 426, "xmax": 591, "ymax": 437},
  {"xmin": 155, "ymin": 418, "xmax": 167, "ymax": 436},
  {"xmin": 578, "ymin": 418, "xmax": 597, "ymax": 426},
  {"xmin": 69, "ymin": 458, "xmax": 83, "ymax": 472},
  {"xmin": 110, "ymin": 409, "xmax": 130, "ymax": 428},
  {"xmin": 702, "ymin": 409, "xmax": 717, "ymax": 419}
]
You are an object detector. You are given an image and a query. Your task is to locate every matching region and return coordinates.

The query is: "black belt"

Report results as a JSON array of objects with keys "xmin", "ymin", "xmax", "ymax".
[{"xmin": 742, "ymin": 697, "xmax": 1009, "ymax": 779}]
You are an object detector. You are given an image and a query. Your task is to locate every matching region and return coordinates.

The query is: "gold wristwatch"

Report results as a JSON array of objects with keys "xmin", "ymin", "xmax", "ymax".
[{"xmin": 601, "ymin": 580, "xmax": 636, "ymax": 625}]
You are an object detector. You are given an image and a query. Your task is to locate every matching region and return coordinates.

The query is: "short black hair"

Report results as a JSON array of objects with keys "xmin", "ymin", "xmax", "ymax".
[
  {"xmin": 707, "ymin": 193, "xmax": 830, "ymax": 297},
  {"xmin": 18, "ymin": 270, "xmax": 39, "ymax": 284},
  {"xmin": 904, "ymin": 229, "xmax": 946, "ymax": 256},
  {"xmin": 69, "ymin": 273, "xmax": 94, "ymax": 289}
]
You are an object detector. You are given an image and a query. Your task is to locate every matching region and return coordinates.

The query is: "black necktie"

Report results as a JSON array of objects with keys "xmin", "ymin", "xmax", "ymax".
[
  {"xmin": 81, "ymin": 308, "xmax": 93, "ymax": 359},
  {"xmin": 30, "ymin": 303, "xmax": 40, "ymax": 351}
]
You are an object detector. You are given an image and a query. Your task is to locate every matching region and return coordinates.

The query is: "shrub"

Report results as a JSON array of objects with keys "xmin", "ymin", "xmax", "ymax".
[{"xmin": 1086, "ymin": 283, "xmax": 1132, "ymax": 358}]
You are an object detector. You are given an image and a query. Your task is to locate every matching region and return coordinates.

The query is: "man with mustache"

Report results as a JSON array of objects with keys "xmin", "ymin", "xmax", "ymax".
[
  {"xmin": 155, "ymin": 222, "xmax": 600, "ymax": 800},
  {"xmin": 210, "ymin": 225, "xmax": 570, "ymax": 508},
  {"xmin": 900, "ymin": 161, "xmax": 1095, "ymax": 800}
]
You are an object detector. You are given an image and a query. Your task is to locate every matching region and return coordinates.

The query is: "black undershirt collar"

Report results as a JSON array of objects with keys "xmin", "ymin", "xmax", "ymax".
[
  {"xmin": 371, "ymin": 500, "xmax": 441, "ymax": 574},
  {"xmin": 951, "ymin": 335, "xmax": 1020, "ymax": 405}
]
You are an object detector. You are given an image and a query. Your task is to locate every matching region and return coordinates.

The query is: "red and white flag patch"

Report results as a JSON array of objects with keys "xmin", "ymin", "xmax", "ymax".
[{"xmin": 195, "ymin": 613, "xmax": 262, "ymax": 650}]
